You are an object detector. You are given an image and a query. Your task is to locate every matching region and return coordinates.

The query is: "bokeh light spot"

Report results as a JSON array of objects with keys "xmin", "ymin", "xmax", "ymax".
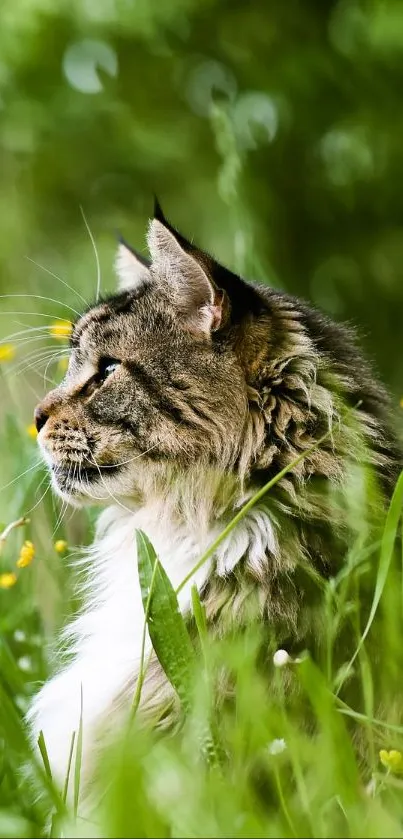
[
  {"xmin": 232, "ymin": 92, "xmax": 278, "ymax": 149},
  {"xmin": 63, "ymin": 39, "xmax": 118, "ymax": 94},
  {"xmin": 186, "ymin": 59, "xmax": 237, "ymax": 117}
]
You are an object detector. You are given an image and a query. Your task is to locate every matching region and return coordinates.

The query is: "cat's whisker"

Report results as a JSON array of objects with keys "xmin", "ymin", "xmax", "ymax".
[
  {"xmin": 8, "ymin": 350, "xmax": 67, "ymax": 383},
  {"xmin": 43, "ymin": 352, "xmax": 69, "ymax": 388},
  {"xmin": 0, "ymin": 460, "xmax": 42, "ymax": 494},
  {"xmin": 14, "ymin": 319, "xmax": 60, "ymax": 332},
  {"xmin": 77, "ymin": 473, "xmax": 99, "ymax": 503},
  {"xmin": 80, "ymin": 206, "xmax": 101, "ymax": 302},
  {"xmin": 56, "ymin": 465, "xmax": 74, "ymax": 532},
  {"xmin": 0, "ymin": 311, "xmax": 78, "ymax": 322},
  {"xmin": 0, "ymin": 352, "xmax": 49, "ymax": 400},
  {"xmin": 65, "ymin": 507, "xmax": 76, "ymax": 528},
  {"xmin": 16, "ymin": 375, "xmax": 43, "ymax": 403},
  {"xmin": 0, "ymin": 294, "xmax": 82, "ymax": 319},
  {"xmin": 7, "ymin": 345, "xmax": 65, "ymax": 372},
  {"xmin": 75, "ymin": 474, "xmax": 90, "ymax": 498},
  {"xmin": 0, "ymin": 327, "xmax": 56, "ymax": 346},
  {"xmin": 71, "ymin": 467, "xmax": 100, "ymax": 504},
  {"xmin": 24, "ymin": 476, "xmax": 51, "ymax": 517},
  {"xmin": 34, "ymin": 468, "xmax": 51, "ymax": 498},
  {"xmin": 87, "ymin": 453, "xmax": 136, "ymax": 514},
  {"xmin": 57, "ymin": 495, "xmax": 77, "ymax": 534},
  {"xmin": 30, "ymin": 372, "xmax": 60, "ymax": 395},
  {"xmin": 3, "ymin": 340, "xmax": 55, "ymax": 364},
  {"xmin": 93, "ymin": 441, "xmax": 161, "ymax": 469},
  {"xmin": 16, "ymin": 366, "xmax": 61, "ymax": 391},
  {"xmin": 11, "ymin": 344, "xmax": 68, "ymax": 369},
  {"xmin": 1, "ymin": 338, "xmax": 64, "ymax": 372},
  {"xmin": 53, "ymin": 496, "xmax": 67, "ymax": 538},
  {"xmin": 25, "ymin": 256, "xmax": 90, "ymax": 308},
  {"xmin": 52, "ymin": 465, "xmax": 74, "ymax": 536}
]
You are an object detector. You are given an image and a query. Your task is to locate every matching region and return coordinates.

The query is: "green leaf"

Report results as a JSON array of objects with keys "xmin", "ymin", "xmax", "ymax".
[{"xmin": 136, "ymin": 529, "xmax": 196, "ymax": 709}]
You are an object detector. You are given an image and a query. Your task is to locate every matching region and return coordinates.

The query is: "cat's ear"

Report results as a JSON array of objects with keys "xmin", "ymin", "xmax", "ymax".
[
  {"xmin": 147, "ymin": 218, "xmax": 225, "ymax": 335},
  {"xmin": 115, "ymin": 238, "xmax": 151, "ymax": 291}
]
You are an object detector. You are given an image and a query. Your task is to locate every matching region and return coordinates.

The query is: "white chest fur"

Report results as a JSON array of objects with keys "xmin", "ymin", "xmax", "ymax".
[{"xmin": 28, "ymin": 501, "xmax": 276, "ymax": 787}]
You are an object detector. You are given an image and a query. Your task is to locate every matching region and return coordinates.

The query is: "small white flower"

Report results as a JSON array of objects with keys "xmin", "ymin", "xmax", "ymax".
[
  {"xmin": 273, "ymin": 649, "xmax": 290, "ymax": 668},
  {"xmin": 13, "ymin": 630, "xmax": 26, "ymax": 643},
  {"xmin": 17, "ymin": 656, "xmax": 32, "ymax": 672},
  {"xmin": 268, "ymin": 738, "xmax": 287, "ymax": 756}
]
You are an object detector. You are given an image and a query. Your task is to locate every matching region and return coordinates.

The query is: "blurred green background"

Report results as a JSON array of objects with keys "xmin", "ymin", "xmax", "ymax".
[{"xmin": 1, "ymin": 0, "xmax": 403, "ymax": 391}]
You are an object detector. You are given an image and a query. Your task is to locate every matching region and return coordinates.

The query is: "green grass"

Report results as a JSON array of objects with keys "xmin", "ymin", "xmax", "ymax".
[{"xmin": 1, "ymin": 329, "xmax": 403, "ymax": 838}]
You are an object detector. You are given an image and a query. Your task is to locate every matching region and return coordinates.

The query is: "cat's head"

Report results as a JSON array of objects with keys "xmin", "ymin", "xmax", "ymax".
[{"xmin": 34, "ymin": 205, "xmax": 268, "ymax": 507}]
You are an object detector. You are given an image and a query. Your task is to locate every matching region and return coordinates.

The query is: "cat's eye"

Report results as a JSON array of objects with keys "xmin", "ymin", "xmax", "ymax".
[{"xmin": 98, "ymin": 358, "xmax": 120, "ymax": 381}]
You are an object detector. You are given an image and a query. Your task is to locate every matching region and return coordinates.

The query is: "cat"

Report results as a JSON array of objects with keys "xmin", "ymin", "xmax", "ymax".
[{"xmin": 27, "ymin": 200, "xmax": 402, "ymax": 791}]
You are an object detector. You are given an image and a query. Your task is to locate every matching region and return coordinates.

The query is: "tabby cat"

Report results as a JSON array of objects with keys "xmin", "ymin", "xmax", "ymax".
[{"xmin": 28, "ymin": 202, "xmax": 401, "ymax": 787}]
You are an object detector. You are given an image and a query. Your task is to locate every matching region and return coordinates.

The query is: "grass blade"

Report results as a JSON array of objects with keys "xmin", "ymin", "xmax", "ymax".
[
  {"xmin": 335, "ymin": 468, "xmax": 403, "ymax": 693},
  {"xmin": 73, "ymin": 685, "xmax": 83, "ymax": 819},
  {"xmin": 191, "ymin": 584, "xmax": 207, "ymax": 642},
  {"xmin": 136, "ymin": 529, "xmax": 195, "ymax": 709},
  {"xmin": 37, "ymin": 730, "xmax": 52, "ymax": 782},
  {"xmin": 298, "ymin": 656, "xmax": 359, "ymax": 805},
  {"xmin": 62, "ymin": 730, "xmax": 76, "ymax": 804}
]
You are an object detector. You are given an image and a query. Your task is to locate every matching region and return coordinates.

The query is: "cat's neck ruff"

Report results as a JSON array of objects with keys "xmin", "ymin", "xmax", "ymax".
[
  {"xmin": 81, "ymin": 493, "xmax": 278, "ymax": 611},
  {"xmin": 64, "ymin": 492, "xmax": 278, "ymax": 673}
]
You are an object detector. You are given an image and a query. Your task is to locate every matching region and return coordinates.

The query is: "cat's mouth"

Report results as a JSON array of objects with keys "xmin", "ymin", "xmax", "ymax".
[{"xmin": 51, "ymin": 463, "xmax": 120, "ymax": 493}]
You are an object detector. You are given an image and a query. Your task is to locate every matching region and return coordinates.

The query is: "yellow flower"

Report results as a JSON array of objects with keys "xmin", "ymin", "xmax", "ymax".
[
  {"xmin": 400, "ymin": 397, "xmax": 403, "ymax": 409},
  {"xmin": 54, "ymin": 539, "xmax": 68, "ymax": 554},
  {"xmin": 379, "ymin": 749, "xmax": 403, "ymax": 774},
  {"xmin": 57, "ymin": 357, "xmax": 69, "ymax": 373},
  {"xmin": 50, "ymin": 320, "xmax": 72, "ymax": 340},
  {"xmin": 0, "ymin": 572, "xmax": 17, "ymax": 588},
  {"xmin": 26, "ymin": 423, "xmax": 38, "ymax": 440},
  {"xmin": 16, "ymin": 540, "xmax": 35, "ymax": 569},
  {"xmin": 0, "ymin": 343, "xmax": 16, "ymax": 363}
]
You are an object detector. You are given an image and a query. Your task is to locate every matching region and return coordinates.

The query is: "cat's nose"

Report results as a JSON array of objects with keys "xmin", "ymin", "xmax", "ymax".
[{"xmin": 34, "ymin": 404, "xmax": 49, "ymax": 433}]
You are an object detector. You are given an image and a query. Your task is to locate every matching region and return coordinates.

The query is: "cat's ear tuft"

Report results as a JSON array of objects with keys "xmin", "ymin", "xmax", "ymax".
[
  {"xmin": 147, "ymin": 218, "xmax": 225, "ymax": 336},
  {"xmin": 115, "ymin": 239, "xmax": 151, "ymax": 291}
]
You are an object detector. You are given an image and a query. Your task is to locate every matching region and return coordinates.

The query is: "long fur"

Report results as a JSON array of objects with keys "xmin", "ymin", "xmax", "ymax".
[{"xmin": 27, "ymin": 207, "xmax": 402, "ymax": 792}]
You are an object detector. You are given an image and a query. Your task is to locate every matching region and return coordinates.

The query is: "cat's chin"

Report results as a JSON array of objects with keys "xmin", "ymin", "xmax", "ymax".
[
  {"xmin": 51, "ymin": 482, "xmax": 86, "ymax": 508},
  {"xmin": 49, "ymin": 464, "xmax": 142, "ymax": 509},
  {"xmin": 50, "ymin": 465, "xmax": 115, "ymax": 507}
]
